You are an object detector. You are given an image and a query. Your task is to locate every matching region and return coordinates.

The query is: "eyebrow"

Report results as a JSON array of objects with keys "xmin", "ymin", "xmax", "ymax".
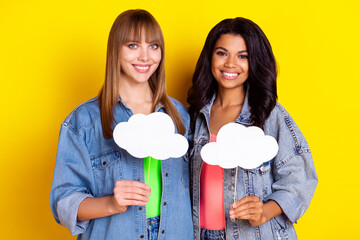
[
  {"xmin": 214, "ymin": 47, "xmax": 247, "ymax": 53},
  {"xmin": 126, "ymin": 39, "xmax": 160, "ymax": 44},
  {"xmin": 126, "ymin": 40, "xmax": 140, "ymax": 43}
]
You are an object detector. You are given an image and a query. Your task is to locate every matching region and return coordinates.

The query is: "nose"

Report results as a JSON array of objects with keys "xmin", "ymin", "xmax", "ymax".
[
  {"xmin": 224, "ymin": 56, "xmax": 236, "ymax": 68},
  {"xmin": 138, "ymin": 47, "xmax": 149, "ymax": 61}
]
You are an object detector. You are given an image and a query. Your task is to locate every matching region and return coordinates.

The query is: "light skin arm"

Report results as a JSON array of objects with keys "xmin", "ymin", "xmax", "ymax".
[
  {"xmin": 229, "ymin": 196, "xmax": 283, "ymax": 227},
  {"xmin": 77, "ymin": 180, "xmax": 151, "ymax": 221}
]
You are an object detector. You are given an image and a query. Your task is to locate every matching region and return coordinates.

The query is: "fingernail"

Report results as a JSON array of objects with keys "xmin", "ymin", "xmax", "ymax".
[
  {"xmin": 230, "ymin": 215, "xmax": 234, "ymax": 219},
  {"xmin": 233, "ymin": 204, "xmax": 237, "ymax": 208},
  {"xmin": 229, "ymin": 210, "xmax": 234, "ymax": 214}
]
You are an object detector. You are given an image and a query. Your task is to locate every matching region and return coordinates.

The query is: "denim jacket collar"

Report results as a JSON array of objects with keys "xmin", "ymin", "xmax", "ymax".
[
  {"xmin": 235, "ymin": 92, "xmax": 252, "ymax": 125},
  {"xmin": 118, "ymin": 97, "xmax": 165, "ymax": 113}
]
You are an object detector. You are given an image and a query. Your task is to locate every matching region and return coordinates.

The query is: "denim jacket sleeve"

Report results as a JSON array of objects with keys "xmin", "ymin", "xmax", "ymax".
[
  {"xmin": 50, "ymin": 123, "xmax": 94, "ymax": 235},
  {"xmin": 264, "ymin": 104, "xmax": 318, "ymax": 228}
]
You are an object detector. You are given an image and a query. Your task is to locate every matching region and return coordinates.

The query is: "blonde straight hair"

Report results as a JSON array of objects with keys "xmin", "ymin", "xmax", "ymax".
[{"xmin": 99, "ymin": 9, "xmax": 185, "ymax": 139}]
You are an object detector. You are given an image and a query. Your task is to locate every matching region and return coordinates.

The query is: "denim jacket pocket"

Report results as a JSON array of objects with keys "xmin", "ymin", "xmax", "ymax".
[
  {"xmin": 91, "ymin": 149, "xmax": 122, "ymax": 196},
  {"xmin": 270, "ymin": 217, "xmax": 289, "ymax": 240},
  {"xmin": 246, "ymin": 160, "xmax": 271, "ymax": 175},
  {"xmin": 245, "ymin": 161, "xmax": 272, "ymax": 199}
]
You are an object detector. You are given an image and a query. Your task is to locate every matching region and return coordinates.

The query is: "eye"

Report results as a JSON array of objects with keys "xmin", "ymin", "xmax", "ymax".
[
  {"xmin": 215, "ymin": 51, "xmax": 226, "ymax": 56},
  {"xmin": 128, "ymin": 43, "xmax": 138, "ymax": 49},
  {"xmin": 149, "ymin": 44, "xmax": 159, "ymax": 50},
  {"xmin": 239, "ymin": 54, "xmax": 248, "ymax": 59}
]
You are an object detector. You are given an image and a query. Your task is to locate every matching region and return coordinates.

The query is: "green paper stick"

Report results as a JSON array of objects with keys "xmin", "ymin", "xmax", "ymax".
[{"xmin": 144, "ymin": 156, "xmax": 162, "ymax": 218}]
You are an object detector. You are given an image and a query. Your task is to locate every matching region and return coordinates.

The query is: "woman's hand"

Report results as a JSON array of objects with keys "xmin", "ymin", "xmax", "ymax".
[
  {"xmin": 229, "ymin": 196, "xmax": 266, "ymax": 227},
  {"xmin": 77, "ymin": 180, "xmax": 151, "ymax": 221},
  {"xmin": 111, "ymin": 180, "xmax": 151, "ymax": 214},
  {"xmin": 229, "ymin": 197, "xmax": 283, "ymax": 227}
]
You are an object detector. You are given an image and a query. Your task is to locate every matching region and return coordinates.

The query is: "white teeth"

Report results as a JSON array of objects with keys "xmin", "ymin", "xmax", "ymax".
[
  {"xmin": 223, "ymin": 72, "xmax": 238, "ymax": 77},
  {"xmin": 134, "ymin": 65, "xmax": 149, "ymax": 70}
]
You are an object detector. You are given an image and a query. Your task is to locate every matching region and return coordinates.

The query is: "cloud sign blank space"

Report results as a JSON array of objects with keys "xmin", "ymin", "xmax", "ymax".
[
  {"xmin": 200, "ymin": 123, "xmax": 278, "ymax": 169},
  {"xmin": 113, "ymin": 112, "xmax": 188, "ymax": 160}
]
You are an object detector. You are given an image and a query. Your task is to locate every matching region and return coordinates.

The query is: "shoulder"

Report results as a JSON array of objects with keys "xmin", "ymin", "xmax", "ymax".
[
  {"xmin": 169, "ymin": 97, "xmax": 188, "ymax": 113},
  {"xmin": 273, "ymin": 102, "xmax": 291, "ymax": 118},
  {"xmin": 62, "ymin": 97, "xmax": 101, "ymax": 134},
  {"xmin": 265, "ymin": 102, "xmax": 310, "ymax": 151},
  {"xmin": 265, "ymin": 102, "xmax": 295, "ymax": 128},
  {"xmin": 169, "ymin": 97, "xmax": 189, "ymax": 119}
]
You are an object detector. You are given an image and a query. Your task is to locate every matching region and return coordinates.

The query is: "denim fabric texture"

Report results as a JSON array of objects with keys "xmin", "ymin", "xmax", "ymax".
[
  {"xmin": 190, "ymin": 94, "xmax": 318, "ymax": 240},
  {"xmin": 50, "ymin": 97, "xmax": 194, "ymax": 240},
  {"xmin": 200, "ymin": 228, "xmax": 226, "ymax": 240},
  {"xmin": 147, "ymin": 215, "xmax": 160, "ymax": 240}
]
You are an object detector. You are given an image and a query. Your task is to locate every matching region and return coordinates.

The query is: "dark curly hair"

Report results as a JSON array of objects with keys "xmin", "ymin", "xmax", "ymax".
[{"xmin": 187, "ymin": 17, "xmax": 277, "ymax": 132}]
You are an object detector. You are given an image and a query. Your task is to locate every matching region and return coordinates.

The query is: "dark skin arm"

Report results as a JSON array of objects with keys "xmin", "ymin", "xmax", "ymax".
[{"xmin": 229, "ymin": 196, "xmax": 283, "ymax": 226}]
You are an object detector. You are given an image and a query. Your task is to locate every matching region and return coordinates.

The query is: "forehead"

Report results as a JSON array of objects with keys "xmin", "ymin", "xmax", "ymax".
[
  {"xmin": 214, "ymin": 34, "xmax": 247, "ymax": 50},
  {"xmin": 126, "ymin": 26, "xmax": 161, "ymax": 43}
]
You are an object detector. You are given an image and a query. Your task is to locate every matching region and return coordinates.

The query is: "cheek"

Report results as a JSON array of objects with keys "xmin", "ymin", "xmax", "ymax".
[
  {"xmin": 211, "ymin": 68, "xmax": 221, "ymax": 83},
  {"xmin": 240, "ymin": 62, "xmax": 249, "ymax": 75},
  {"xmin": 211, "ymin": 64, "xmax": 217, "ymax": 79},
  {"xmin": 120, "ymin": 47, "xmax": 138, "ymax": 62},
  {"xmin": 211, "ymin": 58, "xmax": 219, "ymax": 76},
  {"xmin": 152, "ymin": 52, "xmax": 162, "ymax": 63}
]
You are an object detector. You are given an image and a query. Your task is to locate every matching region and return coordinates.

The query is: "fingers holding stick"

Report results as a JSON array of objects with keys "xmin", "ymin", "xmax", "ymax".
[
  {"xmin": 229, "ymin": 196, "xmax": 266, "ymax": 226},
  {"xmin": 112, "ymin": 180, "xmax": 151, "ymax": 213}
]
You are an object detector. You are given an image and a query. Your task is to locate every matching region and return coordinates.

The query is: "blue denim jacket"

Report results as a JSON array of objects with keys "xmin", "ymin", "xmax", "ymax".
[
  {"xmin": 190, "ymin": 95, "xmax": 318, "ymax": 240},
  {"xmin": 50, "ymin": 97, "xmax": 194, "ymax": 240}
]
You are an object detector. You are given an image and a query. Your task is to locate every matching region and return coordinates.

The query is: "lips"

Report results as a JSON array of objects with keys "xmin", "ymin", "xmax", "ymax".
[
  {"xmin": 221, "ymin": 71, "xmax": 240, "ymax": 80},
  {"xmin": 133, "ymin": 64, "xmax": 151, "ymax": 73}
]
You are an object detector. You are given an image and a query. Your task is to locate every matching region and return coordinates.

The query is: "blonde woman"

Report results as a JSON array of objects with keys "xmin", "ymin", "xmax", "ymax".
[{"xmin": 50, "ymin": 9, "xmax": 193, "ymax": 240}]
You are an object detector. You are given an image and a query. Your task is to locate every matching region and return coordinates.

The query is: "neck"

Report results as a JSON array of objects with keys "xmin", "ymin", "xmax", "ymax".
[
  {"xmin": 118, "ymin": 80, "xmax": 153, "ymax": 104},
  {"xmin": 215, "ymin": 87, "xmax": 246, "ymax": 108}
]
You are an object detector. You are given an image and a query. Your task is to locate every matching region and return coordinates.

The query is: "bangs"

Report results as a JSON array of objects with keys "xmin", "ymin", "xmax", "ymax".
[{"xmin": 125, "ymin": 17, "xmax": 163, "ymax": 45}]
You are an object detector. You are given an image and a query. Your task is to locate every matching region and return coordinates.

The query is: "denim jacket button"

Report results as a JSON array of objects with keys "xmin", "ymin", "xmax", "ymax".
[
  {"xmin": 140, "ymin": 235, "xmax": 144, "ymax": 238},
  {"xmin": 163, "ymin": 202, "xmax": 167, "ymax": 205},
  {"xmin": 228, "ymin": 185, "xmax": 234, "ymax": 191}
]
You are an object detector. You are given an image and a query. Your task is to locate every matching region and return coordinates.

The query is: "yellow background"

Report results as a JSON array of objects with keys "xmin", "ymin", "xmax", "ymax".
[{"xmin": 1, "ymin": 0, "xmax": 359, "ymax": 239}]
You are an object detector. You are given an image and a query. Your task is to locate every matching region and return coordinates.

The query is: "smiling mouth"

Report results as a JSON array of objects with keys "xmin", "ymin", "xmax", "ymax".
[
  {"xmin": 133, "ymin": 64, "xmax": 151, "ymax": 73},
  {"xmin": 221, "ymin": 71, "xmax": 240, "ymax": 80}
]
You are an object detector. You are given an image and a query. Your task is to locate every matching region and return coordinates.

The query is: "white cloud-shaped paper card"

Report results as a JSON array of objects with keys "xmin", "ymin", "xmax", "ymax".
[
  {"xmin": 113, "ymin": 112, "xmax": 188, "ymax": 160},
  {"xmin": 200, "ymin": 123, "xmax": 278, "ymax": 169}
]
